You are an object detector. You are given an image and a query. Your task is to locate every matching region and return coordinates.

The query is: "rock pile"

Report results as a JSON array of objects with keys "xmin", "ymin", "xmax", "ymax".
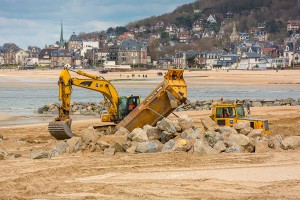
[
  {"xmin": 37, "ymin": 98, "xmax": 300, "ymax": 115},
  {"xmin": 39, "ymin": 114, "xmax": 300, "ymax": 159},
  {"xmin": 178, "ymin": 98, "xmax": 300, "ymax": 111}
]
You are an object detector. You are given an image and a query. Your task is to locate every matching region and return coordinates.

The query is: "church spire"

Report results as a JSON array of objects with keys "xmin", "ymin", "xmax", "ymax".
[{"xmin": 59, "ymin": 20, "xmax": 65, "ymax": 47}]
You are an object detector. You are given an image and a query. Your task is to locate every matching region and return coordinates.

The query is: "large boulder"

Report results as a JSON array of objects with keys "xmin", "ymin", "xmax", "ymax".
[
  {"xmin": 128, "ymin": 128, "xmax": 148, "ymax": 142},
  {"xmin": 193, "ymin": 139, "xmax": 218, "ymax": 154},
  {"xmin": 66, "ymin": 137, "xmax": 83, "ymax": 153},
  {"xmin": 114, "ymin": 127, "xmax": 130, "ymax": 136},
  {"xmin": 255, "ymin": 138, "xmax": 271, "ymax": 153},
  {"xmin": 247, "ymin": 129, "xmax": 263, "ymax": 138},
  {"xmin": 30, "ymin": 150, "xmax": 49, "ymax": 159},
  {"xmin": 233, "ymin": 121, "xmax": 250, "ymax": 130},
  {"xmin": 214, "ymin": 141, "xmax": 226, "ymax": 153},
  {"xmin": 227, "ymin": 133, "xmax": 250, "ymax": 147},
  {"xmin": 81, "ymin": 126, "xmax": 99, "ymax": 144},
  {"xmin": 103, "ymin": 147, "xmax": 115, "ymax": 155},
  {"xmin": 281, "ymin": 136, "xmax": 300, "ymax": 150},
  {"xmin": 160, "ymin": 131, "xmax": 175, "ymax": 144},
  {"xmin": 177, "ymin": 114, "xmax": 194, "ymax": 131},
  {"xmin": 204, "ymin": 131, "xmax": 223, "ymax": 147},
  {"xmin": 157, "ymin": 118, "xmax": 177, "ymax": 134},
  {"xmin": 172, "ymin": 139, "xmax": 192, "ymax": 152},
  {"xmin": 201, "ymin": 117, "xmax": 220, "ymax": 131},
  {"xmin": 219, "ymin": 126, "xmax": 238, "ymax": 140},
  {"xmin": 143, "ymin": 125, "xmax": 162, "ymax": 140},
  {"xmin": 180, "ymin": 128, "xmax": 194, "ymax": 140},
  {"xmin": 51, "ymin": 141, "xmax": 68, "ymax": 156},
  {"xmin": 239, "ymin": 126, "xmax": 253, "ymax": 135},
  {"xmin": 161, "ymin": 139, "xmax": 175, "ymax": 152},
  {"xmin": 268, "ymin": 134, "xmax": 283, "ymax": 149},
  {"xmin": 136, "ymin": 141, "xmax": 159, "ymax": 153}
]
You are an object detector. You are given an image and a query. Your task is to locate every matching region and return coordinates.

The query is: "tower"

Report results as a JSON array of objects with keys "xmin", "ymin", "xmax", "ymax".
[
  {"xmin": 230, "ymin": 21, "xmax": 239, "ymax": 43},
  {"xmin": 59, "ymin": 20, "xmax": 65, "ymax": 48}
]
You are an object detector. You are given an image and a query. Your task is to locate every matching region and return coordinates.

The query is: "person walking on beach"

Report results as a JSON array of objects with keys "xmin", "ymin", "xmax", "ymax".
[{"xmin": 244, "ymin": 100, "xmax": 252, "ymax": 115}]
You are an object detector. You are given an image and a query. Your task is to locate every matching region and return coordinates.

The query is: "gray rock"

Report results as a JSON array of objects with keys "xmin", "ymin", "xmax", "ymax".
[
  {"xmin": 252, "ymin": 101, "xmax": 262, "ymax": 107},
  {"xmin": 268, "ymin": 134, "xmax": 283, "ymax": 149},
  {"xmin": 219, "ymin": 126, "xmax": 238, "ymax": 140},
  {"xmin": 201, "ymin": 117, "xmax": 220, "ymax": 131},
  {"xmin": 126, "ymin": 145, "xmax": 137, "ymax": 154},
  {"xmin": 157, "ymin": 118, "xmax": 177, "ymax": 134},
  {"xmin": 255, "ymin": 139, "xmax": 271, "ymax": 153},
  {"xmin": 30, "ymin": 150, "xmax": 49, "ymax": 159},
  {"xmin": 174, "ymin": 122, "xmax": 182, "ymax": 132},
  {"xmin": 172, "ymin": 138, "xmax": 192, "ymax": 152},
  {"xmin": 0, "ymin": 147, "xmax": 8, "ymax": 157},
  {"xmin": 111, "ymin": 142, "xmax": 127, "ymax": 153},
  {"xmin": 104, "ymin": 147, "xmax": 115, "ymax": 155},
  {"xmin": 81, "ymin": 126, "xmax": 99, "ymax": 144},
  {"xmin": 143, "ymin": 125, "xmax": 162, "ymax": 140},
  {"xmin": 239, "ymin": 126, "xmax": 253, "ymax": 135},
  {"xmin": 233, "ymin": 122, "xmax": 250, "ymax": 130},
  {"xmin": 227, "ymin": 134, "xmax": 250, "ymax": 147},
  {"xmin": 66, "ymin": 137, "xmax": 82, "ymax": 153},
  {"xmin": 178, "ymin": 114, "xmax": 194, "ymax": 131},
  {"xmin": 281, "ymin": 136, "xmax": 300, "ymax": 150},
  {"xmin": 129, "ymin": 128, "xmax": 148, "ymax": 142},
  {"xmin": 161, "ymin": 139, "xmax": 175, "ymax": 152},
  {"xmin": 51, "ymin": 141, "xmax": 67, "ymax": 156},
  {"xmin": 114, "ymin": 127, "xmax": 130, "ymax": 136},
  {"xmin": 214, "ymin": 141, "xmax": 226, "ymax": 153},
  {"xmin": 136, "ymin": 141, "xmax": 159, "ymax": 153},
  {"xmin": 247, "ymin": 129, "xmax": 263, "ymax": 138},
  {"xmin": 225, "ymin": 146, "xmax": 242, "ymax": 153},
  {"xmin": 160, "ymin": 131, "xmax": 175, "ymax": 144},
  {"xmin": 180, "ymin": 128, "xmax": 194, "ymax": 139},
  {"xmin": 204, "ymin": 131, "xmax": 223, "ymax": 147},
  {"xmin": 96, "ymin": 140, "xmax": 110, "ymax": 150},
  {"xmin": 193, "ymin": 139, "xmax": 217, "ymax": 154}
]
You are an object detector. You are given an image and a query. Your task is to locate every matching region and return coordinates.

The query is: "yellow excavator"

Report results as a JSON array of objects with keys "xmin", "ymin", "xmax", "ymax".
[
  {"xmin": 48, "ymin": 68, "xmax": 187, "ymax": 140},
  {"xmin": 210, "ymin": 100, "xmax": 270, "ymax": 135}
]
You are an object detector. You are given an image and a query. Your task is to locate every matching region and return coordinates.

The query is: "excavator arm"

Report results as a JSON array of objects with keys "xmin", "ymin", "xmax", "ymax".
[{"xmin": 48, "ymin": 68, "xmax": 120, "ymax": 140}]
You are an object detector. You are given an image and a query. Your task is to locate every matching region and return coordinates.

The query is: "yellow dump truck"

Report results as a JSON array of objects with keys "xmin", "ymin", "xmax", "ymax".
[
  {"xmin": 48, "ymin": 68, "xmax": 187, "ymax": 139},
  {"xmin": 210, "ymin": 101, "xmax": 270, "ymax": 135}
]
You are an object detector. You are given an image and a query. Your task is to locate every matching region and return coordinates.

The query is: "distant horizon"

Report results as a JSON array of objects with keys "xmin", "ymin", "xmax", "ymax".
[{"xmin": 0, "ymin": 0, "xmax": 194, "ymax": 50}]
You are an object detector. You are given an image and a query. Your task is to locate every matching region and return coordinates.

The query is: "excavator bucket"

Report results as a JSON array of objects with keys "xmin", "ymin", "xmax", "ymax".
[{"xmin": 48, "ymin": 119, "xmax": 74, "ymax": 140}]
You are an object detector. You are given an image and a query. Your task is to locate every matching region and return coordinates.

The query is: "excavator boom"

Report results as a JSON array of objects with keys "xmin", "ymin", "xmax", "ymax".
[{"xmin": 48, "ymin": 68, "xmax": 120, "ymax": 140}]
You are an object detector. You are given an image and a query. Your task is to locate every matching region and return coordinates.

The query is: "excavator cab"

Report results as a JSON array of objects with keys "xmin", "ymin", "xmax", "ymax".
[{"xmin": 118, "ymin": 96, "xmax": 140, "ymax": 121}]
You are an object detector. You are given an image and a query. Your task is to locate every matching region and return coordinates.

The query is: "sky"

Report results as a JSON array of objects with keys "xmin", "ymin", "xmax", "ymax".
[{"xmin": 0, "ymin": 0, "xmax": 195, "ymax": 49}]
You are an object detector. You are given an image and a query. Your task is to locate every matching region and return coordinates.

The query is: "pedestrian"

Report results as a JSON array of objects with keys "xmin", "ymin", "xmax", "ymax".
[{"xmin": 245, "ymin": 100, "xmax": 252, "ymax": 115}]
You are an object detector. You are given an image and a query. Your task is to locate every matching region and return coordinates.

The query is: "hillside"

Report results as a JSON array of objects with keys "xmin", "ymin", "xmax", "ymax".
[{"xmin": 127, "ymin": 0, "xmax": 300, "ymax": 34}]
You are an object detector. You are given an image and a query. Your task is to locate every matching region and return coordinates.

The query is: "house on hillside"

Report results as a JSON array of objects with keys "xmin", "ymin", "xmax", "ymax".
[
  {"xmin": 215, "ymin": 54, "xmax": 240, "ymax": 69},
  {"xmin": 2, "ymin": 43, "xmax": 19, "ymax": 64},
  {"xmin": 287, "ymin": 20, "xmax": 300, "ymax": 32},
  {"xmin": 38, "ymin": 47, "xmax": 57, "ymax": 66},
  {"xmin": 238, "ymin": 52, "xmax": 262, "ymax": 69},
  {"xmin": 68, "ymin": 32, "xmax": 83, "ymax": 50},
  {"xmin": 178, "ymin": 31, "xmax": 190, "ymax": 43},
  {"xmin": 118, "ymin": 39, "xmax": 147, "ymax": 65},
  {"xmin": 15, "ymin": 49, "xmax": 29, "ymax": 66},
  {"xmin": 207, "ymin": 15, "xmax": 217, "ymax": 23},
  {"xmin": 51, "ymin": 49, "xmax": 72, "ymax": 67},
  {"xmin": 192, "ymin": 19, "xmax": 203, "ymax": 32}
]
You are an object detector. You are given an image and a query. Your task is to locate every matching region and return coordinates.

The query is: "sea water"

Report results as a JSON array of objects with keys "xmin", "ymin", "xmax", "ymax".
[{"xmin": 1, "ymin": 84, "xmax": 300, "ymax": 115}]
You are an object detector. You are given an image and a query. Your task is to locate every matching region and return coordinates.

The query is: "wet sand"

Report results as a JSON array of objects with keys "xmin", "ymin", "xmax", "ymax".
[{"xmin": 0, "ymin": 69, "xmax": 300, "ymax": 199}]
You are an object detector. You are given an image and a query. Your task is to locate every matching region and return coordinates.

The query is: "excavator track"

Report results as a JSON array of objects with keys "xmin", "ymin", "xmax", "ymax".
[{"xmin": 48, "ymin": 119, "xmax": 74, "ymax": 140}]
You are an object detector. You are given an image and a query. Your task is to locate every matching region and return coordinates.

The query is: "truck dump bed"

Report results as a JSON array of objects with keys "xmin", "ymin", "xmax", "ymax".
[{"xmin": 116, "ymin": 69, "xmax": 187, "ymax": 132}]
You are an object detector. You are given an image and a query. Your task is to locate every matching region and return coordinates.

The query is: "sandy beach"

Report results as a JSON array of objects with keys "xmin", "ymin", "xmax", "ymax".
[{"xmin": 0, "ymin": 69, "xmax": 300, "ymax": 199}]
